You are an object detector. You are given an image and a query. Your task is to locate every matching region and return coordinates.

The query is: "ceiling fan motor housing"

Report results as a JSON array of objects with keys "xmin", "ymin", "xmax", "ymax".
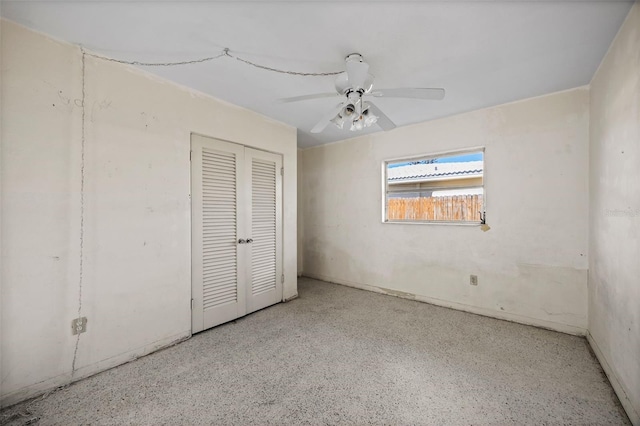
[
  {"xmin": 345, "ymin": 53, "xmax": 364, "ymax": 62},
  {"xmin": 335, "ymin": 53, "xmax": 374, "ymax": 94}
]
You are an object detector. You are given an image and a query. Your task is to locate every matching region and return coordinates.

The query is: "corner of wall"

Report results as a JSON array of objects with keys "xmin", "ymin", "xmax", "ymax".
[
  {"xmin": 586, "ymin": 2, "xmax": 640, "ymax": 424},
  {"xmin": 0, "ymin": 13, "xmax": 5, "ymax": 410},
  {"xmin": 296, "ymin": 148, "xmax": 304, "ymax": 276},
  {"xmin": 587, "ymin": 332, "xmax": 640, "ymax": 425}
]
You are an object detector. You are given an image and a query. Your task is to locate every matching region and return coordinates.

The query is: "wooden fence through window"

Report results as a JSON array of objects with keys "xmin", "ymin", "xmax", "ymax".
[{"xmin": 387, "ymin": 195, "xmax": 483, "ymax": 222}]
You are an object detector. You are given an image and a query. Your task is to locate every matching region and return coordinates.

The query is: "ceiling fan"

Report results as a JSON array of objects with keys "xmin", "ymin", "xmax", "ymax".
[{"xmin": 279, "ymin": 53, "xmax": 445, "ymax": 134}]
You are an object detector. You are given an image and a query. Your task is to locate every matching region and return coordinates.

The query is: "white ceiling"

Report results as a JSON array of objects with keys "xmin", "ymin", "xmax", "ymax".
[{"xmin": 1, "ymin": 1, "xmax": 632, "ymax": 147}]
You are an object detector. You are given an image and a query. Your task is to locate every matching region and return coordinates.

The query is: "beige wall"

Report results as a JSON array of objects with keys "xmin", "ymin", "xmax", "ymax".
[
  {"xmin": 0, "ymin": 16, "xmax": 4, "ymax": 405},
  {"xmin": 300, "ymin": 87, "xmax": 590, "ymax": 335},
  {"xmin": 0, "ymin": 20, "xmax": 297, "ymax": 407},
  {"xmin": 297, "ymin": 149, "xmax": 304, "ymax": 276},
  {"xmin": 588, "ymin": 3, "xmax": 640, "ymax": 424}
]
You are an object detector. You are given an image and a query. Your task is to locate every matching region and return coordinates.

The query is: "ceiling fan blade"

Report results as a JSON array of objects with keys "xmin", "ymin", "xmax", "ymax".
[
  {"xmin": 368, "ymin": 88, "xmax": 445, "ymax": 100},
  {"xmin": 311, "ymin": 103, "xmax": 345, "ymax": 133},
  {"xmin": 366, "ymin": 102, "xmax": 396, "ymax": 132},
  {"xmin": 346, "ymin": 60, "xmax": 370, "ymax": 90},
  {"xmin": 278, "ymin": 93, "xmax": 339, "ymax": 103}
]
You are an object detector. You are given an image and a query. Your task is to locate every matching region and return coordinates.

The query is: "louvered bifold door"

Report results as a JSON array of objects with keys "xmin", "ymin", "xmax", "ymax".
[
  {"xmin": 244, "ymin": 148, "xmax": 283, "ymax": 314},
  {"xmin": 191, "ymin": 135, "xmax": 247, "ymax": 333}
]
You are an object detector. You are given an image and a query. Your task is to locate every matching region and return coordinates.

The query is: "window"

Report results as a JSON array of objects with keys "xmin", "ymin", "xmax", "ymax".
[{"xmin": 383, "ymin": 148, "xmax": 485, "ymax": 224}]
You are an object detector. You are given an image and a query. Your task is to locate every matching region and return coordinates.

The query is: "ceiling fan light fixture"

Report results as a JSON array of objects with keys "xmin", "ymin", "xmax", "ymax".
[
  {"xmin": 330, "ymin": 103, "xmax": 357, "ymax": 130},
  {"xmin": 343, "ymin": 104, "xmax": 355, "ymax": 116},
  {"xmin": 348, "ymin": 114, "xmax": 377, "ymax": 132},
  {"xmin": 301, "ymin": 54, "xmax": 443, "ymax": 134},
  {"xmin": 348, "ymin": 105, "xmax": 377, "ymax": 131},
  {"xmin": 364, "ymin": 111, "xmax": 378, "ymax": 128},
  {"xmin": 330, "ymin": 113, "xmax": 345, "ymax": 129}
]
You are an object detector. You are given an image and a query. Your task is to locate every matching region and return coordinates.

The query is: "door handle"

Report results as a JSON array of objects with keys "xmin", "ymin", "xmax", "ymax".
[{"xmin": 238, "ymin": 239, "xmax": 247, "ymax": 244}]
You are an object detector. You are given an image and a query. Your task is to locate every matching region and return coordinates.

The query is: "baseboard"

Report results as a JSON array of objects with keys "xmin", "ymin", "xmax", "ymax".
[
  {"xmin": 1, "ymin": 331, "xmax": 191, "ymax": 409},
  {"xmin": 302, "ymin": 273, "xmax": 587, "ymax": 336},
  {"xmin": 284, "ymin": 293, "xmax": 299, "ymax": 302},
  {"xmin": 587, "ymin": 332, "xmax": 639, "ymax": 425}
]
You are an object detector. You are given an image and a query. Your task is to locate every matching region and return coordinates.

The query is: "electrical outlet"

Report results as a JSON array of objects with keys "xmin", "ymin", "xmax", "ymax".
[
  {"xmin": 470, "ymin": 275, "xmax": 478, "ymax": 286},
  {"xmin": 71, "ymin": 317, "xmax": 88, "ymax": 335}
]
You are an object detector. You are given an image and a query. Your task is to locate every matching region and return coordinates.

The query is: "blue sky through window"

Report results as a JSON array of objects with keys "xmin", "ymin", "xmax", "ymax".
[{"xmin": 388, "ymin": 151, "xmax": 483, "ymax": 168}]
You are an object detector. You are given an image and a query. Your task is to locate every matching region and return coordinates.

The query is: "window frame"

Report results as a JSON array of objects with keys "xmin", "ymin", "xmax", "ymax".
[{"xmin": 381, "ymin": 147, "xmax": 486, "ymax": 226}]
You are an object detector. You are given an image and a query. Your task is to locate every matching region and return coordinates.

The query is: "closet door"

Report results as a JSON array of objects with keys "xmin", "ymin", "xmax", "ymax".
[
  {"xmin": 191, "ymin": 135, "xmax": 247, "ymax": 333},
  {"xmin": 244, "ymin": 148, "xmax": 283, "ymax": 314}
]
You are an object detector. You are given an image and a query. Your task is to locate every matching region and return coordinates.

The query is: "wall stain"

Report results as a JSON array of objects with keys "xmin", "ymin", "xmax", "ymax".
[
  {"xmin": 91, "ymin": 99, "xmax": 112, "ymax": 122},
  {"xmin": 57, "ymin": 90, "xmax": 71, "ymax": 105}
]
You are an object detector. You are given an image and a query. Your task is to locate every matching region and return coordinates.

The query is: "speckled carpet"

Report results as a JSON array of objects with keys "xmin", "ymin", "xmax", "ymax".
[{"xmin": 1, "ymin": 277, "xmax": 630, "ymax": 425}]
